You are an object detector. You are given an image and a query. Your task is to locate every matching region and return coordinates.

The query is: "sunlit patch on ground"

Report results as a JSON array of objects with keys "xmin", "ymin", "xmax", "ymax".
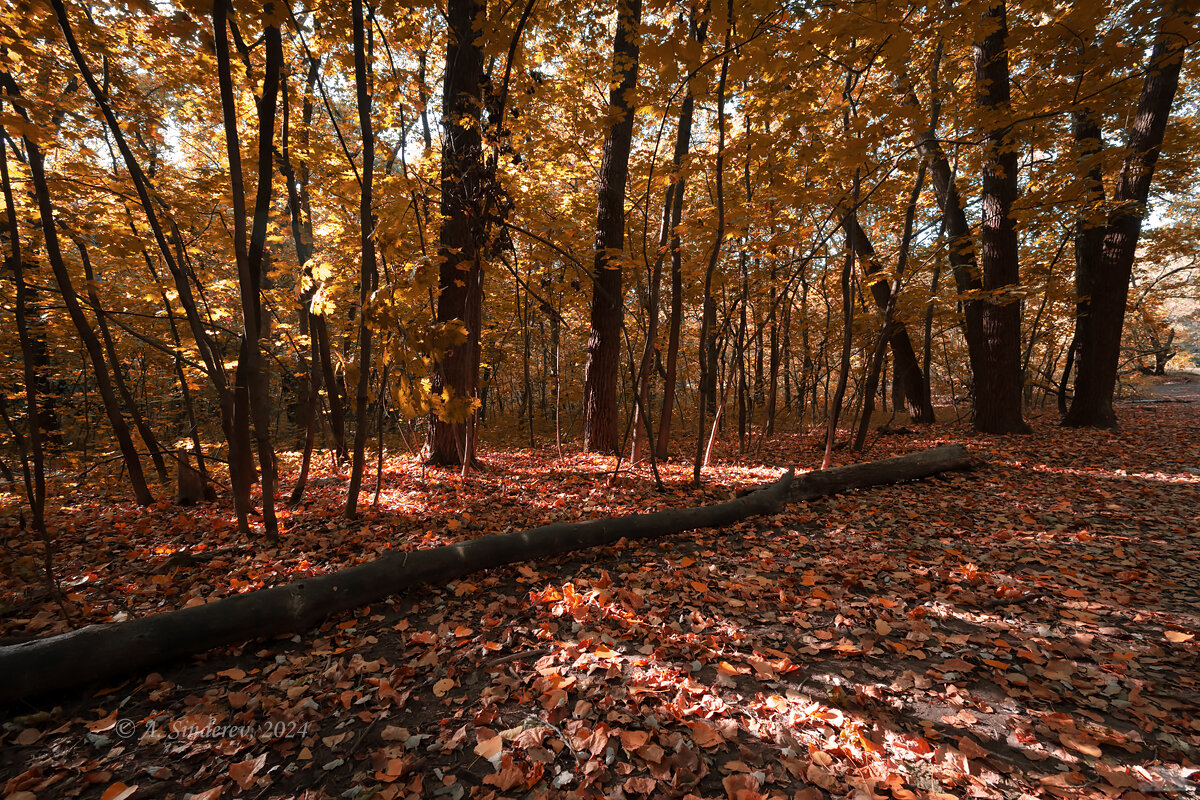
[{"xmin": 1, "ymin": 401, "xmax": 1198, "ymax": 798}]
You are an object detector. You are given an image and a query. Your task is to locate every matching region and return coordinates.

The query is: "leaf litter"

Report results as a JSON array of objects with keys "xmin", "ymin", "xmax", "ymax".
[{"xmin": 2, "ymin": 403, "xmax": 1199, "ymax": 799}]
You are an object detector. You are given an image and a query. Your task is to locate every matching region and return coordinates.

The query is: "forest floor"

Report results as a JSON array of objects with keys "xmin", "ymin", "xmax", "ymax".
[{"xmin": 1, "ymin": 378, "xmax": 1199, "ymax": 800}]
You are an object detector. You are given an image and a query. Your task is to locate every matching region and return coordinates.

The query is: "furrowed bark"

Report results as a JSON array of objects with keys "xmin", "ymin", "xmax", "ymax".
[
  {"xmin": 584, "ymin": 0, "xmax": 643, "ymax": 455},
  {"xmin": 425, "ymin": 0, "xmax": 486, "ymax": 466},
  {"xmin": 1065, "ymin": 4, "xmax": 1193, "ymax": 428},
  {"xmin": 973, "ymin": 0, "xmax": 1030, "ymax": 435}
]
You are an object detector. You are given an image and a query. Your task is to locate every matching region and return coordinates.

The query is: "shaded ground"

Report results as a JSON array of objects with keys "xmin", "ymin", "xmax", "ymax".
[{"xmin": 1, "ymin": 404, "xmax": 1199, "ymax": 800}]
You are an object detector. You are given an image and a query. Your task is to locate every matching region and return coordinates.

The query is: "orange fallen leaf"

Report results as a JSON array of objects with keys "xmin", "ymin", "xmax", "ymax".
[
  {"xmin": 619, "ymin": 729, "xmax": 650, "ymax": 750},
  {"xmin": 688, "ymin": 719, "xmax": 725, "ymax": 748},
  {"xmin": 100, "ymin": 782, "xmax": 138, "ymax": 800},
  {"xmin": 956, "ymin": 736, "xmax": 990, "ymax": 761},
  {"xmin": 229, "ymin": 753, "xmax": 266, "ymax": 790},
  {"xmin": 87, "ymin": 710, "xmax": 119, "ymax": 733},
  {"xmin": 474, "ymin": 735, "xmax": 503, "ymax": 765}
]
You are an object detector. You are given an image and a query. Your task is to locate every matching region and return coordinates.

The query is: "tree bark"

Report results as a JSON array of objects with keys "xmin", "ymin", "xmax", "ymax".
[
  {"xmin": 345, "ymin": 0, "xmax": 381, "ymax": 517},
  {"xmin": 840, "ymin": 215, "xmax": 935, "ymax": 423},
  {"xmin": 1, "ymin": 73, "xmax": 153, "ymax": 504},
  {"xmin": 0, "ymin": 120, "xmax": 48, "ymax": 543},
  {"xmin": 425, "ymin": 0, "xmax": 486, "ymax": 466},
  {"xmin": 584, "ymin": 0, "xmax": 642, "ymax": 454},
  {"xmin": 973, "ymin": 1, "xmax": 1030, "ymax": 434},
  {"xmin": 655, "ymin": 79, "xmax": 702, "ymax": 460},
  {"xmin": 49, "ymin": 0, "xmax": 234, "ymax": 446},
  {"xmin": 66, "ymin": 226, "xmax": 170, "ymax": 482},
  {"xmin": 1065, "ymin": 5, "xmax": 1192, "ymax": 428},
  {"xmin": 823, "ymin": 215, "xmax": 856, "ymax": 469},
  {"xmin": 631, "ymin": 9, "xmax": 702, "ymax": 461},
  {"xmin": 213, "ymin": 0, "xmax": 283, "ymax": 539},
  {"xmin": 899, "ymin": 80, "xmax": 987, "ymax": 402},
  {"xmin": 694, "ymin": 2, "xmax": 731, "ymax": 482},
  {"xmin": 280, "ymin": 54, "xmax": 328, "ymax": 503},
  {"xmin": 0, "ymin": 444, "xmax": 976, "ymax": 702}
]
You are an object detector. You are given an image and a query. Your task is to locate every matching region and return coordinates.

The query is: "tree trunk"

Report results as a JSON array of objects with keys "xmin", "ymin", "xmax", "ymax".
[
  {"xmin": 0, "ymin": 444, "xmax": 974, "ymax": 702},
  {"xmin": 631, "ymin": 14, "xmax": 702, "ymax": 461},
  {"xmin": 655, "ymin": 88, "xmax": 699, "ymax": 460},
  {"xmin": 425, "ymin": 0, "xmax": 486, "ymax": 466},
  {"xmin": 973, "ymin": 0, "xmax": 1030, "ymax": 435},
  {"xmin": 0, "ymin": 121, "xmax": 48, "ymax": 544},
  {"xmin": 584, "ymin": 0, "xmax": 642, "ymax": 454},
  {"xmin": 823, "ymin": 215, "xmax": 856, "ymax": 469},
  {"xmin": 50, "ymin": 0, "xmax": 237, "ymax": 476},
  {"xmin": 345, "ymin": 0, "xmax": 381, "ymax": 516},
  {"xmin": 213, "ymin": 0, "xmax": 282, "ymax": 539},
  {"xmin": 280, "ymin": 55, "xmax": 324, "ymax": 503},
  {"xmin": 840, "ymin": 215, "xmax": 935, "ymax": 423},
  {"xmin": 1065, "ymin": 5, "xmax": 1192, "ymax": 427},
  {"xmin": 67, "ymin": 227, "xmax": 170, "ymax": 481},
  {"xmin": 1, "ymin": 74, "xmax": 153, "ymax": 504},
  {"xmin": 694, "ymin": 5, "xmax": 731, "ymax": 483},
  {"xmin": 899, "ymin": 80, "xmax": 987, "ymax": 402}
]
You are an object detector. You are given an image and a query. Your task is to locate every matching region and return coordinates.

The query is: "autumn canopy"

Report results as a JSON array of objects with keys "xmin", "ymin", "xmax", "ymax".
[{"xmin": 1, "ymin": 0, "xmax": 1200, "ymax": 798}]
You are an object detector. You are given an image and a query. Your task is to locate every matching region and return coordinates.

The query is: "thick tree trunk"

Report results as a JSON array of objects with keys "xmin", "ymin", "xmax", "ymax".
[
  {"xmin": 584, "ymin": 0, "xmax": 642, "ymax": 454},
  {"xmin": 1065, "ymin": 5, "xmax": 1192, "ymax": 428},
  {"xmin": 0, "ymin": 444, "xmax": 973, "ymax": 702},
  {"xmin": 425, "ymin": 0, "xmax": 486, "ymax": 466},
  {"xmin": 973, "ymin": 1, "xmax": 1030, "ymax": 435},
  {"xmin": 788, "ymin": 443, "xmax": 971, "ymax": 500}
]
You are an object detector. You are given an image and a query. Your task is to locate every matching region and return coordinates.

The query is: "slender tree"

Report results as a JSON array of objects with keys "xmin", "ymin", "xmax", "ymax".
[
  {"xmin": 1, "ymin": 71, "xmax": 153, "ymax": 504},
  {"xmin": 213, "ymin": 0, "xmax": 284, "ymax": 539},
  {"xmin": 345, "ymin": 0, "xmax": 381, "ymax": 516},
  {"xmin": 0, "ymin": 119, "xmax": 49, "ymax": 552},
  {"xmin": 656, "ymin": 13, "xmax": 708, "ymax": 461}
]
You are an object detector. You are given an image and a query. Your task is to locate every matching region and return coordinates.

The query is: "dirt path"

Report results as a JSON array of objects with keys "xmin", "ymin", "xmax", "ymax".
[{"xmin": 1127, "ymin": 369, "xmax": 1200, "ymax": 402}]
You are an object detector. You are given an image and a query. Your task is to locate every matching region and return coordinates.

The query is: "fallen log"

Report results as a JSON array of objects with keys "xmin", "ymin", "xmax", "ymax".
[
  {"xmin": 0, "ymin": 445, "xmax": 972, "ymax": 703},
  {"xmin": 790, "ymin": 443, "xmax": 972, "ymax": 500}
]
